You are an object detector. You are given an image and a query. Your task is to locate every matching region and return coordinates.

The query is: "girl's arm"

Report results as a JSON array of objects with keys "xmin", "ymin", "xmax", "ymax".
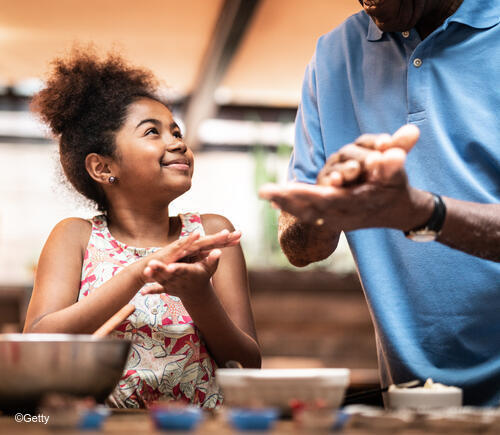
[
  {"xmin": 143, "ymin": 215, "xmax": 261, "ymax": 368},
  {"xmin": 197, "ymin": 214, "xmax": 261, "ymax": 368},
  {"xmin": 24, "ymin": 218, "xmax": 236, "ymax": 334},
  {"xmin": 25, "ymin": 218, "xmax": 157, "ymax": 334}
]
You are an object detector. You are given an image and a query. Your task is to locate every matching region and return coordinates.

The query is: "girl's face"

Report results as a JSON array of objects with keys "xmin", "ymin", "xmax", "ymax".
[{"xmin": 112, "ymin": 98, "xmax": 194, "ymax": 201}]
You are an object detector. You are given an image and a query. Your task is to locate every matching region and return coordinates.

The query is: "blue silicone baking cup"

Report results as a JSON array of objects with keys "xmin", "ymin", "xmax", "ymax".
[
  {"xmin": 78, "ymin": 406, "xmax": 111, "ymax": 430},
  {"xmin": 151, "ymin": 407, "xmax": 204, "ymax": 431},
  {"xmin": 228, "ymin": 408, "xmax": 279, "ymax": 431}
]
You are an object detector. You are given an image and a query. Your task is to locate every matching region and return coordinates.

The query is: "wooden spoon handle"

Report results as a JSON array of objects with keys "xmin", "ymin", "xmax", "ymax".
[{"xmin": 93, "ymin": 304, "xmax": 136, "ymax": 337}]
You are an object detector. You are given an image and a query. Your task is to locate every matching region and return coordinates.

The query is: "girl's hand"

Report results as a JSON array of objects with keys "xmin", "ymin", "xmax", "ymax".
[
  {"xmin": 140, "ymin": 250, "xmax": 222, "ymax": 304},
  {"xmin": 182, "ymin": 229, "xmax": 241, "ymax": 261},
  {"xmin": 139, "ymin": 229, "xmax": 241, "ymax": 285}
]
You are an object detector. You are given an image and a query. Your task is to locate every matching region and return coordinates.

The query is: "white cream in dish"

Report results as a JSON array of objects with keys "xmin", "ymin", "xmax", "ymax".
[
  {"xmin": 387, "ymin": 378, "xmax": 463, "ymax": 409},
  {"xmin": 388, "ymin": 378, "xmax": 458, "ymax": 392}
]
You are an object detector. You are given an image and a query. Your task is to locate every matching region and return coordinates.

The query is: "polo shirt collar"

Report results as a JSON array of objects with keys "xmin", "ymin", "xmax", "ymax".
[
  {"xmin": 367, "ymin": 18, "xmax": 383, "ymax": 41},
  {"xmin": 366, "ymin": 0, "xmax": 500, "ymax": 42},
  {"xmin": 446, "ymin": 0, "xmax": 500, "ymax": 29}
]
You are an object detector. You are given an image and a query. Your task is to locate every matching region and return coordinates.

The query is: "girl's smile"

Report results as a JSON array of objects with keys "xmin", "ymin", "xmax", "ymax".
[
  {"xmin": 160, "ymin": 158, "xmax": 191, "ymax": 171},
  {"xmin": 111, "ymin": 97, "xmax": 195, "ymax": 201}
]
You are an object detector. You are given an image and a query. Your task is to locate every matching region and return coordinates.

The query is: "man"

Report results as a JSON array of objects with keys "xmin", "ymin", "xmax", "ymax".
[{"xmin": 259, "ymin": 0, "xmax": 500, "ymax": 406}]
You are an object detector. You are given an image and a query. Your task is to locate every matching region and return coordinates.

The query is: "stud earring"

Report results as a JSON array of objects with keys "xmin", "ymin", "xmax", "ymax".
[{"xmin": 108, "ymin": 176, "xmax": 117, "ymax": 184}]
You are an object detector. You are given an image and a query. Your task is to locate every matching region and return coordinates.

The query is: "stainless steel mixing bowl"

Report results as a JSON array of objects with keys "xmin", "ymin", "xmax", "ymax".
[{"xmin": 0, "ymin": 334, "xmax": 131, "ymax": 413}]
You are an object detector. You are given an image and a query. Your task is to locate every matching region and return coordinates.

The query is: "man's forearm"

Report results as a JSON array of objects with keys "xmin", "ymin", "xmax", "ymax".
[
  {"xmin": 437, "ymin": 198, "xmax": 500, "ymax": 262},
  {"xmin": 278, "ymin": 211, "xmax": 341, "ymax": 267}
]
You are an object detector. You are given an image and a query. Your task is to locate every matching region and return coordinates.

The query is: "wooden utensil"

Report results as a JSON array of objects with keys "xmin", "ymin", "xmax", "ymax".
[{"xmin": 93, "ymin": 304, "xmax": 135, "ymax": 338}]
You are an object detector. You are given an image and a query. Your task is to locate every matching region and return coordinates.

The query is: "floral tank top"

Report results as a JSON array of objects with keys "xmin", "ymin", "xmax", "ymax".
[{"xmin": 78, "ymin": 213, "xmax": 223, "ymax": 408}]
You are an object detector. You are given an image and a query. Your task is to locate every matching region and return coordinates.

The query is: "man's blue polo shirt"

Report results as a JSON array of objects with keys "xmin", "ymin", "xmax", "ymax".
[{"xmin": 289, "ymin": 0, "xmax": 500, "ymax": 406}]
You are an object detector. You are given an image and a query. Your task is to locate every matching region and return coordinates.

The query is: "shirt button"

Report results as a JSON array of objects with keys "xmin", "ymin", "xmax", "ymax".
[
  {"xmin": 151, "ymin": 308, "xmax": 158, "ymax": 315},
  {"xmin": 402, "ymin": 31, "xmax": 410, "ymax": 38},
  {"xmin": 413, "ymin": 58, "xmax": 423, "ymax": 68}
]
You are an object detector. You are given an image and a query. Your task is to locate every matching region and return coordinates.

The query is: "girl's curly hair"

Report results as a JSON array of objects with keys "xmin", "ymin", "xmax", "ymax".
[{"xmin": 31, "ymin": 47, "xmax": 161, "ymax": 211}]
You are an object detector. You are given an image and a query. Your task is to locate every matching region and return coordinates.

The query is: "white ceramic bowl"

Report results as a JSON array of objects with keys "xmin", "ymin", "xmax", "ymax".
[
  {"xmin": 386, "ymin": 385, "xmax": 463, "ymax": 410},
  {"xmin": 216, "ymin": 368, "xmax": 350, "ymax": 409}
]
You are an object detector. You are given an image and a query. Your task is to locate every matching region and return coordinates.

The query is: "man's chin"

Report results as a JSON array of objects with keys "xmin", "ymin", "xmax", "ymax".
[
  {"xmin": 363, "ymin": 1, "xmax": 418, "ymax": 33},
  {"xmin": 370, "ymin": 15, "xmax": 413, "ymax": 33},
  {"xmin": 374, "ymin": 20, "xmax": 404, "ymax": 32}
]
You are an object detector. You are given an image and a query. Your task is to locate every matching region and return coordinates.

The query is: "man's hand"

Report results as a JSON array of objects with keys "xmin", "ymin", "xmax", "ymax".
[
  {"xmin": 317, "ymin": 124, "xmax": 420, "ymax": 187},
  {"xmin": 260, "ymin": 181, "xmax": 431, "ymax": 232},
  {"xmin": 259, "ymin": 124, "xmax": 433, "ymax": 233},
  {"xmin": 262, "ymin": 123, "xmax": 500, "ymax": 263}
]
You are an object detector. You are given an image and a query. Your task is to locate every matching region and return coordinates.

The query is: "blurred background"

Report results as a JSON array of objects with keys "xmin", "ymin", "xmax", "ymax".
[{"xmin": 0, "ymin": 0, "xmax": 378, "ymax": 389}]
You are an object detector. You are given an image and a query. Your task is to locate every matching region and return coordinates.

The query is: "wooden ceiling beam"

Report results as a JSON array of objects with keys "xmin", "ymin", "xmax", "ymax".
[{"xmin": 183, "ymin": 0, "xmax": 261, "ymax": 150}]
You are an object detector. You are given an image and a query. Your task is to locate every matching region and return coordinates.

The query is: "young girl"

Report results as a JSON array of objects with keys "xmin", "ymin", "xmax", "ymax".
[{"xmin": 23, "ymin": 49, "xmax": 261, "ymax": 408}]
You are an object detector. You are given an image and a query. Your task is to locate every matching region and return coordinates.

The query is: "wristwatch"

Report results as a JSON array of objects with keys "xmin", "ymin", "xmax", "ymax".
[{"xmin": 404, "ymin": 193, "xmax": 446, "ymax": 242}]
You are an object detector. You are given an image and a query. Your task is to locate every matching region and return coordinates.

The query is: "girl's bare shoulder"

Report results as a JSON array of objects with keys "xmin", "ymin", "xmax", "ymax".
[
  {"xmin": 47, "ymin": 217, "xmax": 92, "ymax": 250},
  {"xmin": 200, "ymin": 214, "xmax": 235, "ymax": 235}
]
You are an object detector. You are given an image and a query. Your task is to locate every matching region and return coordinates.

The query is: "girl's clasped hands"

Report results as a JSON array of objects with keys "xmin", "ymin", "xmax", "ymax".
[{"xmin": 140, "ymin": 229, "xmax": 241, "ymax": 301}]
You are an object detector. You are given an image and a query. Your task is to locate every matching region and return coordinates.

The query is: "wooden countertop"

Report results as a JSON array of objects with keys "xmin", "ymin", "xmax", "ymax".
[
  {"xmin": 2, "ymin": 407, "xmax": 497, "ymax": 434},
  {"xmin": 0, "ymin": 409, "xmax": 387, "ymax": 434}
]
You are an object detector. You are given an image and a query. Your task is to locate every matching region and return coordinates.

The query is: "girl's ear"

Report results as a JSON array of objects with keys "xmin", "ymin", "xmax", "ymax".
[{"xmin": 85, "ymin": 153, "xmax": 115, "ymax": 185}]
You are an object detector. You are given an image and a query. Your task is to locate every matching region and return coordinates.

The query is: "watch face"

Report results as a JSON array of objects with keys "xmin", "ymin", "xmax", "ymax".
[{"xmin": 407, "ymin": 230, "xmax": 437, "ymax": 242}]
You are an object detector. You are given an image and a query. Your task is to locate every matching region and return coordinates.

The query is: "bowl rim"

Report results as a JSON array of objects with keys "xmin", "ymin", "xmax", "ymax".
[
  {"xmin": 388, "ymin": 386, "xmax": 463, "ymax": 395},
  {"xmin": 0, "ymin": 333, "xmax": 129, "ymax": 344},
  {"xmin": 217, "ymin": 368, "xmax": 349, "ymax": 375},
  {"xmin": 216, "ymin": 368, "xmax": 350, "ymax": 384}
]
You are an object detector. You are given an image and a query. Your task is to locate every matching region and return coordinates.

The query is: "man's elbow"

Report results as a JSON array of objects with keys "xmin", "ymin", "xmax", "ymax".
[
  {"xmin": 283, "ymin": 249, "xmax": 333, "ymax": 268},
  {"xmin": 285, "ymin": 254, "xmax": 313, "ymax": 268},
  {"xmin": 277, "ymin": 212, "xmax": 339, "ymax": 267},
  {"xmin": 279, "ymin": 237, "xmax": 322, "ymax": 267}
]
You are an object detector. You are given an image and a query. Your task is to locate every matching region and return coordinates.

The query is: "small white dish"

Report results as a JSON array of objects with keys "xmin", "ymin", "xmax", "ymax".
[{"xmin": 386, "ymin": 384, "xmax": 463, "ymax": 410}]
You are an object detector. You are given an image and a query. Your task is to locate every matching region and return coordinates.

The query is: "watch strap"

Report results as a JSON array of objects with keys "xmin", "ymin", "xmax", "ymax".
[{"xmin": 404, "ymin": 193, "xmax": 446, "ymax": 236}]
